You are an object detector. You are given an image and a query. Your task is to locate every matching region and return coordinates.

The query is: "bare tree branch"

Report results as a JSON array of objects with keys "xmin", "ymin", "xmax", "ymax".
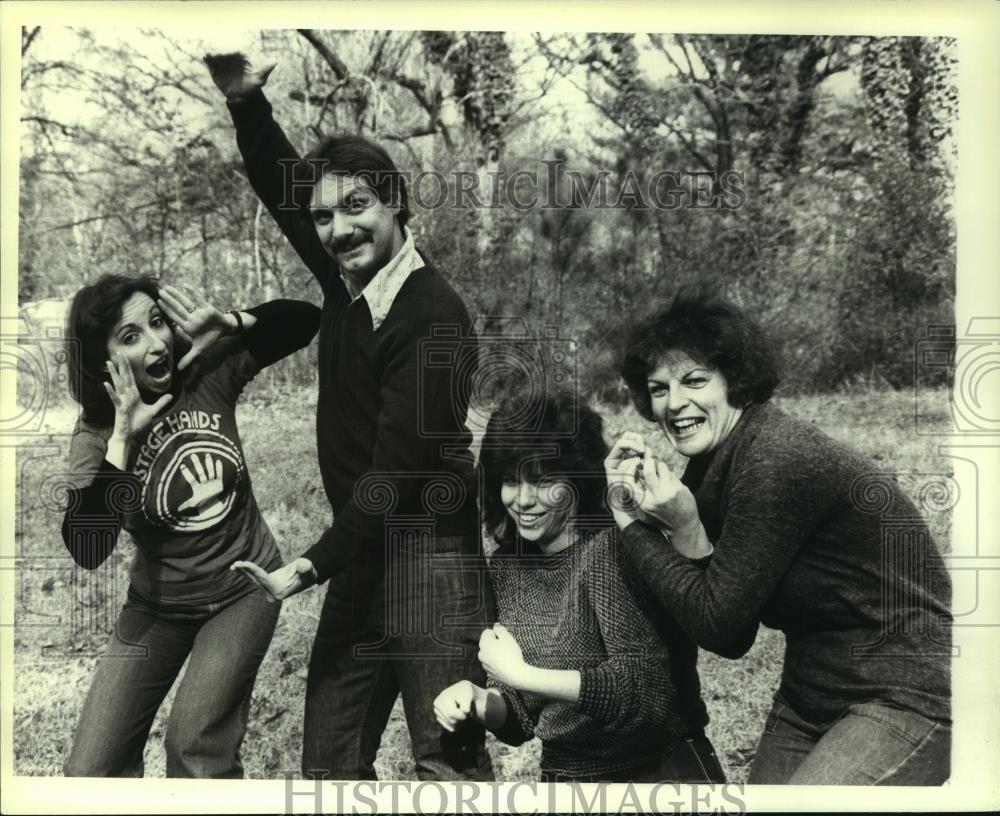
[
  {"xmin": 22, "ymin": 26, "xmax": 41, "ymax": 57},
  {"xmin": 391, "ymin": 73, "xmax": 435, "ymax": 115},
  {"xmin": 297, "ymin": 29, "xmax": 349, "ymax": 79},
  {"xmin": 20, "ymin": 115, "xmax": 78, "ymax": 137},
  {"xmin": 382, "ymin": 126, "xmax": 438, "ymax": 142},
  {"xmin": 27, "ymin": 199, "xmax": 164, "ymax": 235}
]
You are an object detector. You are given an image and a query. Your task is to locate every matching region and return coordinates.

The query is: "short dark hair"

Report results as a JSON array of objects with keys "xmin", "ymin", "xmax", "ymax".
[
  {"xmin": 620, "ymin": 286, "xmax": 781, "ymax": 420},
  {"xmin": 65, "ymin": 274, "xmax": 162, "ymax": 426},
  {"xmin": 479, "ymin": 389, "xmax": 611, "ymax": 549},
  {"xmin": 300, "ymin": 134, "xmax": 411, "ymax": 229}
]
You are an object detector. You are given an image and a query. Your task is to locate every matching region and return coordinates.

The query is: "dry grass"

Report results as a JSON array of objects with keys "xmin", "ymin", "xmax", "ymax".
[{"xmin": 12, "ymin": 386, "xmax": 952, "ymax": 781}]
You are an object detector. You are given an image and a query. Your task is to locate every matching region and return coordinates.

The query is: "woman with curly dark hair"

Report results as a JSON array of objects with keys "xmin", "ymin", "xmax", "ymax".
[
  {"xmin": 606, "ymin": 287, "xmax": 952, "ymax": 785},
  {"xmin": 61, "ymin": 274, "xmax": 319, "ymax": 777},
  {"xmin": 433, "ymin": 390, "xmax": 725, "ymax": 783}
]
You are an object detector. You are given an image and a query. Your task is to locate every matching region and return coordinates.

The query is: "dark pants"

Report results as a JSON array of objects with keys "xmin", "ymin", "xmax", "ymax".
[
  {"xmin": 748, "ymin": 692, "xmax": 951, "ymax": 785},
  {"xmin": 540, "ymin": 731, "xmax": 727, "ymax": 783},
  {"xmin": 302, "ymin": 537, "xmax": 495, "ymax": 780},
  {"xmin": 64, "ymin": 587, "xmax": 280, "ymax": 778}
]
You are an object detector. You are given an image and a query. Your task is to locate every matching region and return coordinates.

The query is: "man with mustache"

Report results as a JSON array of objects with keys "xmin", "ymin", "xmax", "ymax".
[{"xmin": 205, "ymin": 53, "xmax": 494, "ymax": 782}]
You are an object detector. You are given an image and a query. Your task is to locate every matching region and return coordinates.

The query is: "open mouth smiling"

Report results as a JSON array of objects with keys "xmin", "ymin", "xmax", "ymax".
[{"xmin": 669, "ymin": 416, "xmax": 706, "ymax": 437}]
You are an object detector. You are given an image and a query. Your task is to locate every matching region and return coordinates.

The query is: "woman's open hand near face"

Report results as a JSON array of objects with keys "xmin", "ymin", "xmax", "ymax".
[
  {"xmin": 102, "ymin": 353, "xmax": 173, "ymax": 469},
  {"xmin": 104, "ymin": 354, "xmax": 173, "ymax": 444},
  {"xmin": 157, "ymin": 284, "xmax": 236, "ymax": 371}
]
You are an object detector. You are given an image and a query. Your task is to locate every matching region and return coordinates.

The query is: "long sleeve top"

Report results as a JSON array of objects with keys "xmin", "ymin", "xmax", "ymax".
[
  {"xmin": 487, "ymin": 526, "xmax": 709, "ymax": 779},
  {"xmin": 621, "ymin": 402, "xmax": 952, "ymax": 725},
  {"xmin": 226, "ymin": 90, "xmax": 480, "ymax": 583},
  {"xmin": 61, "ymin": 299, "xmax": 320, "ymax": 606}
]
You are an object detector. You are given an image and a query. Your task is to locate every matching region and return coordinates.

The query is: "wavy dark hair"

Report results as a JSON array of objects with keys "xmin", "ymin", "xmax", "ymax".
[
  {"xmin": 620, "ymin": 286, "xmax": 782, "ymax": 421},
  {"xmin": 480, "ymin": 388, "xmax": 611, "ymax": 549},
  {"xmin": 297, "ymin": 134, "xmax": 411, "ymax": 229},
  {"xmin": 65, "ymin": 274, "xmax": 163, "ymax": 426}
]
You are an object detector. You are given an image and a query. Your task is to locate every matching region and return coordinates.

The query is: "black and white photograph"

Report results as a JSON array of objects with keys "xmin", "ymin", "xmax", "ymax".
[{"xmin": 2, "ymin": 1, "xmax": 998, "ymax": 813}]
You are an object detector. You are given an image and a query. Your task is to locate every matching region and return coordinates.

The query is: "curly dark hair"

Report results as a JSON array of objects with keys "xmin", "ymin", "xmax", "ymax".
[
  {"xmin": 620, "ymin": 286, "xmax": 782, "ymax": 421},
  {"xmin": 65, "ymin": 274, "xmax": 163, "ymax": 426},
  {"xmin": 479, "ymin": 388, "xmax": 611, "ymax": 549},
  {"xmin": 297, "ymin": 134, "xmax": 411, "ymax": 229}
]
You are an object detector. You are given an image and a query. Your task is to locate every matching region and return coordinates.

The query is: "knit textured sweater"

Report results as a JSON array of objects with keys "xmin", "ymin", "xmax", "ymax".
[
  {"xmin": 488, "ymin": 526, "xmax": 709, "ymax": 778},
  {"xmin": 621, "ymin": 402, "xmax": 952, "ymax": 724},
  {"xmin": 228, "ymin": 90, "xmax": 480, "ymax": 583}
]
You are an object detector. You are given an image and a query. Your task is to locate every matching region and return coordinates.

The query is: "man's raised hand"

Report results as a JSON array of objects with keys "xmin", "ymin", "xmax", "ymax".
[{"xmin": 203, "ymin": 52, "xmax": 276, "ymax": 101}]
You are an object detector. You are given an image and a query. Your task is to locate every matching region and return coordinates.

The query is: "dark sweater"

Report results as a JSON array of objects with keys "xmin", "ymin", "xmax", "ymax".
[
  {"xmin": 621, "ymin": 402, "xmax": 952, "ymax": 724},
  {"xmin": 62, "ymin": 300, "xmax": 319, "ymax": 604},
  {"xmin": 488, "ymin": 526, "xmax": 709, "ymax": 779},
  {"xmin": 228, "ymin": 90, "xmax": 480, "ymax": 584}
]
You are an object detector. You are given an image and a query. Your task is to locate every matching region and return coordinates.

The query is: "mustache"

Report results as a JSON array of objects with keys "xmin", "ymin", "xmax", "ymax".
[{"xmin": 331, "ymin": 233, "xmax": 369, "ymax": 253}]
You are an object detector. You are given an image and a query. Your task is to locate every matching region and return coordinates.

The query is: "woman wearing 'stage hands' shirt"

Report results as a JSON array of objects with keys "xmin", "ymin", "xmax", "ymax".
[{"xmin": 61, "ymin": 274, "xmax": 318, "ymax": 777}]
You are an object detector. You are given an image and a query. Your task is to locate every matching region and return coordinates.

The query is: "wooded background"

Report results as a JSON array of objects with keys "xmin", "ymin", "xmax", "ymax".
[
  {"xmin": 12, "ymin": 27, "xmax": 962, "ymax": 783},
  {"xmin": 18, "ymin": 28, "xmax": 957, "ymax": 398}
]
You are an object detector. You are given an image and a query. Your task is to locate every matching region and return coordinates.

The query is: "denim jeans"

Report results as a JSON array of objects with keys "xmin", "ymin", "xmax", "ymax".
[
  {"xmin": 64, "ymin": 586, "xmax": 280, "ymax": 778},
  {"xmin": 748, "ymin": 692, "xmax": 951, "ymax": 785},
  {"xmin": 540, "ymin": 731, "xmax": 727, "ymax": 783},
  {"xmin": 302, "ymin": 536, "xmax": 495, "ymax": 780}
]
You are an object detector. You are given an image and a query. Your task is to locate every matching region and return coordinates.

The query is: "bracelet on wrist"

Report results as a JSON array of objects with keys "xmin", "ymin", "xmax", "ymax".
[{"xmin": 227, "ymin": 310, "xmax": 244, "ymax": 335}]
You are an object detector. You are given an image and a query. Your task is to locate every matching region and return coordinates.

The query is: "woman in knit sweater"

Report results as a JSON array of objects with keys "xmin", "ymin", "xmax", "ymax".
[
  {"xmin": 433, "ymin": 391, "xmax": 724, "ymax": 783},
  {"xmin": 606, "ymin": 289, "xmax": 951, "ymax": 785}
]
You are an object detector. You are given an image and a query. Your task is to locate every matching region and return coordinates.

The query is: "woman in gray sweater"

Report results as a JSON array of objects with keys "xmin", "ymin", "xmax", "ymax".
[
  {"xmin": 606, "ymin": 288, "xmax": 951, "ymax": 785},
  {"xmin": 433, "ymin": 390, "xmax": 724, "ymax": 782}
]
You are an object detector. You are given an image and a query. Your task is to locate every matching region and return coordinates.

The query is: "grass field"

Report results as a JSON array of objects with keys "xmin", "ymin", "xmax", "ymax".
[{"xmin": 12, "ymin": 386, "xmax": 953, "ymax": 782}]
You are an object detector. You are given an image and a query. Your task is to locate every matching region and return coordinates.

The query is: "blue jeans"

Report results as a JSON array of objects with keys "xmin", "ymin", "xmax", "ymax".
[
  {"xmin": 302, "ymin": 537, "xmax": 495, "ymax": 780},
  {"xmin": 748, "ymin": 692, "xmax": 951, "ymax": 785},
  {"xmin": 64, "ymin": 586, "xmax": 280, "ymax": 778}
]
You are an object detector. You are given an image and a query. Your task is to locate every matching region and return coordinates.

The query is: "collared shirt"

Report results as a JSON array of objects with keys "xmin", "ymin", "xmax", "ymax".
[{"xmin": 341, "ymin": 226, "xmax": 423, "ymax": 331}]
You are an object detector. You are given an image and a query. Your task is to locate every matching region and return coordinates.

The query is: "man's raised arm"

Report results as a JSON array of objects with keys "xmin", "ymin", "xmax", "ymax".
[{"xmin": 204, "ymin": 53, "xmax": 332, "ymax": 285}]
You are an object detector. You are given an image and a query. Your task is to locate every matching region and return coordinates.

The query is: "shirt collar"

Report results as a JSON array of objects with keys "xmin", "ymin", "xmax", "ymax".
[{"xmin": 342, "ymin": 226, "xmax": 423, "ymax": 331}]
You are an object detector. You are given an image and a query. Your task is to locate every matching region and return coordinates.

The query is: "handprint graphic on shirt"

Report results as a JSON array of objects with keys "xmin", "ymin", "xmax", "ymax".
[
  {"xmin": 177, "ymin": 452, "xmax": 225, "ymax": 516},
  {"xmin": 138, "ymin": 428, "xmax": 243, "ymax": 531}
]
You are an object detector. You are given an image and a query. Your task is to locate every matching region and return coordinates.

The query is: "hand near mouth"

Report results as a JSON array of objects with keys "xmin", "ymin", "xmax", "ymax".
[{"xmin": 104, "ymin": 353, "xmax": 174, "ymax": 445}]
